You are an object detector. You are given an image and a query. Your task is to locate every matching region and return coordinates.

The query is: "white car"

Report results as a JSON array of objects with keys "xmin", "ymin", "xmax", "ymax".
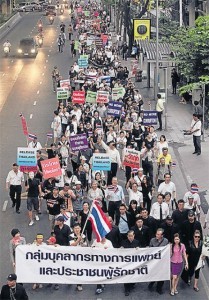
[{"xmin": 13, "ymin": 2, "xmax": 36, "ymax": 12}]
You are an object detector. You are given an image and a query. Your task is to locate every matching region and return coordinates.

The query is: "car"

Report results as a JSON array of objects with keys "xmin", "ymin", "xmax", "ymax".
[
  {"xmin": 46, "ymin": 5, "xmax": 56, "ymax": 16},
  {"xmin": 13, "ymin": 2, "xmax": 36, "ymax": 12},
  {"xmin": 30, "ymin": 2, "xmax": 42, "ymax": 10},
  {"xmin": 17, "ymin": 38, "xmax": 38, "ymax": 58}
]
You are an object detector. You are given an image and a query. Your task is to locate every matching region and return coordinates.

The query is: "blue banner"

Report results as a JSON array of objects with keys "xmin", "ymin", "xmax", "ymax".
[
  {"xmin": 107, "ymin": 102, "xmax": 123, "ymax": 117},
  {"xmin": 142, "ymin": 110, "xmax": 158, "ymax": 125}
]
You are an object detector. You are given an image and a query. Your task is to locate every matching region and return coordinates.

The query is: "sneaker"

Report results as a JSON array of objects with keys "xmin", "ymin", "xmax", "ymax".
[
  {"xmin": 29, "ymin": 221, "xmax": 34, "ymax": 226},
  {"xmin": 35, "ymin": 215, "xmax": 40, "ymax": 221},
  {"xmin": 77, "ymin": 285, "xmax": 83, "ymax": 291},
  {"xmin": 96, "ymin": 288, "xmax": 103, "ymax": 295},
  {"xmin": 39, "ymin": 284, "xmax": 43, "ymax": 289}
]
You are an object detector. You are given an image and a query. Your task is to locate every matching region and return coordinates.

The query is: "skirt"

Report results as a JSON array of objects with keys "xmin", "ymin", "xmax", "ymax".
[{"xmin": 171, "ymin": 262, "xmax": 183, "ymax": 276}]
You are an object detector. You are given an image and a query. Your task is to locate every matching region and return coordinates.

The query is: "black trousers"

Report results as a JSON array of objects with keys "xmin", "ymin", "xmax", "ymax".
[
  {"xmin": 149, "ymin": 281, "xmax": 164, "ymax": 291},
  {"xmin": 193, "ymin": 135, "xmax": 201, "ymax": 154},
  {"xmin": 108, "ymin": 201, "xmax": 121, "ymax": 222},
  {"xmin": 10, "ymin": 185, "xmax": 22, "ymax": 211},
  {"xmin": 107, "ymin": 163, "xmax": 118, "ymax": 185},
  {"xmin": 142, "ymin": 161, "xmax": 154, "ymax": 186},
  {"xmin": 157, "ymin": 111, "xmax": 163, "ymax": 130},
  {"xmin": 124, "ymin": 283, "xmax": 135, "ymax": 292}
]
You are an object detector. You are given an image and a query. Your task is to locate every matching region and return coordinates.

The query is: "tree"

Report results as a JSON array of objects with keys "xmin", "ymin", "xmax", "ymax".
[{"xmin": 171, "ymin": 16, "xmax": 209, "ymax": 84}]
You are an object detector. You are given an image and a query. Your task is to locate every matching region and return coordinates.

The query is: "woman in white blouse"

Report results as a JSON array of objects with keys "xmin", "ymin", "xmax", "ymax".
[
  {"xmin": 87, "ymin": 181, "xmax": 104, "ymax": 205},
  {"xmin": 156, "ymin": 135, "xmax": 169, "ymax": 156}
]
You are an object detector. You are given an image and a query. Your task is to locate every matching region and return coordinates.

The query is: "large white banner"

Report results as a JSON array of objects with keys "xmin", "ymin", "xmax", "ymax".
[{"xmin": 16, "ymin": 245, "xmax": 170, "ymax": 284}]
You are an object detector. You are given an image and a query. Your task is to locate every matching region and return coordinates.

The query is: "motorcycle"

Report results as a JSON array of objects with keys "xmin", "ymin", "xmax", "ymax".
[
  {"xmin": 60, "ymin": 8, "xmax": 64, "ymax": 14},
  {"xmin": 4, "ymin": 46, "xmax": 10, "ymax": 57},
  {"xmin": 49, "ymin": 15, "xmax": 54, "ymax": 24},
  {"xmin": 38, "ymin": 23, "xmax": 43, "ymax": 33},
  {"xmin": 37, "ymin": 36, "xmax": 43, "ymax": 47}
]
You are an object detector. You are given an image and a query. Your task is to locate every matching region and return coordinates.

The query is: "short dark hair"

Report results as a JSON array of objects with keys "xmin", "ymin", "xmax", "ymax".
[
  {"xmin": 120, "ymin": 203, "xmax": 127, "ymax": 209},
  {"xmin": 157, "ymin": 93, "xmax": 161, "ymax": 99},
  {"xmin": 178, "ymin": 199, "xmax": 184, "ymax": 204},
  {"xmin": 157, "ymin": 193, "xmax": 164, "ymax": 199},
  {"xmin": 193, "ymin": 113, "xmax": 199, "ymax": 118}
]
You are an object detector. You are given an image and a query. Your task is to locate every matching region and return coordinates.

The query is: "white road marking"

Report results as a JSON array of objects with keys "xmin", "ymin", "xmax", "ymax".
[
  {"xmin": 44, "ymin": 66, "xmax": 46, "ymax": 69},
  {"xmin": 2, "ymin": 200, "xmax": 8, "ymax": 212},
  {"xmin": 42, "ymin": 73, "xmax": 44, "ymax": 76},
  {"xmin": 11, "ymin": 60, "xmax": 14, "ymax": 63},
  {"xmin": 46, "ymin": 60, "xmax": 48, "ymax": 62},
  {"xmin": 8, "ymin": 66, "xmax": 10, "ymax": 69},
  {"xmin": 2, "ymin": 73, "xmax": 5, "ymax": 76},
  {"xmin": 40, "ymin": 81, "xmax": 42, "ymax": 84},
  {"xmin": 186, "ymin": 175, "xmax": 193, "ymax": 184},
  {"xmin": 49, "ymin": 50, "xmax": 51, "ymax": 52},
  {"xmin": 33, "ymin": 101, "xmax": 37, "ymax": 105},
  {"xmin": 37, "ymin": 90, "xmax": 39, "ymax": 94},
  {"xmin": 30, "ymin": 114, "xmax": 33, "ymax": 119}
]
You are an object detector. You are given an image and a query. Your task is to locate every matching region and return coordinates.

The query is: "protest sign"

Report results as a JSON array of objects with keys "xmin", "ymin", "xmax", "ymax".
[
  {"xmin": 101, "ymin": 34, "xmax": 108, "ymax": 45},
  {"xmin": 80, "ymin": 55, "xmax": 89, "ymax": 60},
  {"xmin": 107, "ymin": 102, "xmax": 122, "ymax": 116},
  {"xmin": 123, "ymin": 148, "xmax": 140, "ymax": 169},
  {"xmin": 60, "ymin": 79, "xmax": 70, "ymax": 89},
  {"xmin": 57, "ymin": 88, "xmax": 69, "ymax": 100},
  {"xmin": 142, "ymin": 110, "xmax": 158, "ymax": 126},
  {"xmin": 95, "ymin": 38, "xmax": 103, "ymax": 48},
  {"xmin": 16, "ymin": 245, "xmax": 170, "ymax": 284},
  {"xmin": 78, "ymin": 58, "xmax": 88, "ymax": 68},
  {"xmin": 70, "ymin": 133, "xmax": 88, "ymax": 151},
  {"xmin": 83, "ymin": 10, "xmax": 90, "ymax": 16},
  {"xmin": 20, "ymin": 166, "xmax": 37, "ymax": 173},
  {"xmin": 99, "ymin": 76, "xmax": 111, "ymax": 86},
  {"xmin": 92, "ymin": 153, "xmax": 111, "ymax": 171},
  {"xmin": 96, "ymin": 91, "xmax": 109, "ymax": 103},
  {"xmin": 41, "ymin": 157, "xmax": 62, "ymax": 179},
  {"xmin": 72, "ymin": 91, "xmax": 85, "ymax": 104},
  {"xmin": 112, "ymin": 87, "xmax": 125, "ymax": 100},
  {"xmin": 17, "ymin": 148, "xmax": 37, "ymax": 167},
  {"xmin": 86, "ymin": 91, "xmax": 97, "ymax": 103}
]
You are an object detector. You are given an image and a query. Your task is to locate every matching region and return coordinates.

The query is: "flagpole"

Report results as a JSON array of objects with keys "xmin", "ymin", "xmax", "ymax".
[{"xmin": 80, "ymin": 201, "xmax": 94, "ymax": 236}]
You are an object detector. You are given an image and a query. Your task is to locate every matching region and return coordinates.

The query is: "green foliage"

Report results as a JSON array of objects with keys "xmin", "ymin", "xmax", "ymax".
[{"xmin": 171, "ymin": 16, "xmax": 209, "ymax": 83}]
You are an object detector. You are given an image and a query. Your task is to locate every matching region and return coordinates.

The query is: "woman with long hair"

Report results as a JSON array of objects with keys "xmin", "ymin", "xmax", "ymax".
[
  {"xmin": 170, "ymin": 233, "xmax": 188, "ymax": 296},
  {"xmin": 127, "ymin": 200, "xmax": 141, "ymax": 227},
  {"xmin": 141, "ymin": 176, "xmax": 153, "ymax": 214}
]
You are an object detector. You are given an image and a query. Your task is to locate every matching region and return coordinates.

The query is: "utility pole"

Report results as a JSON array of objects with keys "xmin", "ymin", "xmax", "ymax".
[
  {"xmin": 179, "ymin": 0, "xmax": 183, "ymax": 26},
  {"xmin": 155, "ymin": 0, "xmax": 159, "ymax": 100}
]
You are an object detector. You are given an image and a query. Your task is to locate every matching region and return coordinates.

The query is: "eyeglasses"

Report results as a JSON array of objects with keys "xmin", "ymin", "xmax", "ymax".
[{"xmin": 194, "ymin": 236, "xmax": 200, "ymax": 238}]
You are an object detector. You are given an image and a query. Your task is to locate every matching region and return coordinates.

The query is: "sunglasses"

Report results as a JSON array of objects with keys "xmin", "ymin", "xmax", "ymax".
[{"xmin": 194, "ymin": 236, "xmax": 200, "ymax": 238}]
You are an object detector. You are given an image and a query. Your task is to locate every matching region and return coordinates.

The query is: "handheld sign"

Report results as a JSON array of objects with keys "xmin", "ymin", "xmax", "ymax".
[
  {"xmin": 70, "ymin": 133, "xmax": 89, "ymax": 151},
  {"xmin": 123, "ymin": 148, "xmax": 140, "ymax": 169},
  {"xmin": 17, "ymin": 147, "xmax": 37, "ymax": 167},
  {"xmin": 41, "ymin": 157, "xmax": 62, "ymax": 179},
  {"xmin": 92, "ymin": 153, "xmax": 111, "ymax": 171}
]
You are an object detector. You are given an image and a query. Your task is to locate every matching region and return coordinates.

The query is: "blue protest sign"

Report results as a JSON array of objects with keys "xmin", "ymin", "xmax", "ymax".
[
  {"xmin": 142, "ymin": 110, "xmax": 158, "ymax": 125},
  {"xmin": 92, "ymin": 154, "xmax": 111, "ymax": 171},
  {"xmin": 17, "ymin": 147, "xmax": 37, "ymax": 166},
  {"xmin": 78, "ymin": 58, "xmax": 88, "ymax": 68},
  {"xmin": 107, "ymin": 101, "xmax": 123, "ymax": 117}
]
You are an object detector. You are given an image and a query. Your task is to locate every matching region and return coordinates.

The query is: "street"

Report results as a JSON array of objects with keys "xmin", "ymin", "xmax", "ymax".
[{"xmin": 0, "ymin": 9, "xmax": 209, "ymax": 300}]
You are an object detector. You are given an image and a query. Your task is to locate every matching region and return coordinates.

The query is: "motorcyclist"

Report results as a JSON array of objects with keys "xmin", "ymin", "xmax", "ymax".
[
  {"xmin": 3, "ymin": 40, "xmax": 11, "ymax": 51},
  {"xmin": 37, "ymin": 19, "xmax": 43, "ymax": 32}
]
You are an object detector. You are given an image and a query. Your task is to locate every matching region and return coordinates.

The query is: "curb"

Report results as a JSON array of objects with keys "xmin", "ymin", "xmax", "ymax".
[{"xmin": 0, "ymin": 12, "xmax": 22, "ymax": 41}]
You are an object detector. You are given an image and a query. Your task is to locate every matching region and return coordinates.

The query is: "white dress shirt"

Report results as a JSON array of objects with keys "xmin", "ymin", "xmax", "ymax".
[
  {"xmin": 158, "ymin": 181, "xmax": 176, "ymax": 200},
  {"xmin": 101, "ymin": 141, "xmax": 121, "ymax": 166},
  {"xmin": 150, "ymin": 202, "xmax": 169, "ymax": 220},
  {"xmin": 28, "ymin": 141, "xmax": 42, "ymax": 150},
  {"xmin": 105, "ymin": 185, "xmax": 125, "ymax": 202},
  {"xmin": 6, "ymin": 170, "xmax": 24, "ymax": 186},
  {"xmin": 127, "ymin": 188, "xmax": 143, "ymax": 205}
]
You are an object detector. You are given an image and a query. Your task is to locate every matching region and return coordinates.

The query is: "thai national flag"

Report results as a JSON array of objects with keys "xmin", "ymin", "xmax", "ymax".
[
  {"xmin": 28, "ymin": 133, "xmax": 37, "ymax": 140},
  {"xmin": 47, "ymin": 133, "xmax": 53, "ymax": 138},
  {"xmin": 89, "ymin": 202, "xmax": 112, "ymax": 242},
  {"xmin": 131, "ymin": 168, "xmax": 139, "ymax": 173},
  {"xmin": 191, "ymin": 186, "xmax": 199, "ymax": 193},
  {"xmin": 107, "ymin": 185, "xmax": 118, "ymax": 193},
  {"xmin": 172, "ymin": 162, "xmax": 177, "ymax": 167}
]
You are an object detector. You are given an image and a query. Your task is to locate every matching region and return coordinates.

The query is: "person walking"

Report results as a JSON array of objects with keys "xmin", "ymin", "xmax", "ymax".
[
  {"xmin": 6, "ymin": 163, "xmax": 24, "ymax": 214},
  {"xmin": 0, "ymin": 274, "xmax": 28, "ymax": 300},
  {"xmin": 9, "ymin": 229, "xmax": 26, "ymax": 272},
  {"xmin": 170, "ymin": 233, "xmax": 188, "ymax": 296},
  {"xmin": 185, "ymin": 113, "xmax": 202, "ymax": 156},
  {"xmin": 25, "ymin": 171, "xmax": 42, "ymax": 226},
  {"xmin": 148, "ymin": 228, "xmax": 169, "ymax": 294},
  {"xmin": 171, "ymin": 68, "xmax": 179, "ymax": 94},
  {"xmin": 156, "ymin": 94, "xmax": 164, "ymax": 131}
]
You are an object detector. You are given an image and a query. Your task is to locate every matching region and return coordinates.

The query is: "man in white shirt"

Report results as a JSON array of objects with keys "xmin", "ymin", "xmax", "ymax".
[
  {"xmin": 101, "ymin": 140, "xmax": 121, "ymax": 185},
  {"xmin": 105, "ymin": 177, "xmax": 125, "ymax": 221},
  {"xmin": 6, "ymin": 163, "xmax": 24, "ymax": 213},
  {"xmin": 150, "ymin": 193, "xmax": 169, "ymax": 226},
  {"xmin": 156, "ymin": 94, "xmax": 164, "ymax": 131},
  {"xmin": 127, "ymin": 183, "xmax": 143, "ymax": 206},
  {"xmin": 28, "ymin": 136, "xmax": 42, "ymax": 150},
  {"xmin": 158, "ymin": 173, "xmax": 176, "ymax": 210},
  {"xmin": 186, "ymin": 114, "xmax": 202, "ymax": 155}
]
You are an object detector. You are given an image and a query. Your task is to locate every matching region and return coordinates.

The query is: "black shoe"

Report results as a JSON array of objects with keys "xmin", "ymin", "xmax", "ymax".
[
  {"xmin": 54, "ymin": 284, "xmax": 59, "ymax": 290},
  {"xmin": 16, "ymin": 210, "xmax": 20, "ymax": 214},
  {"xmin": 192, "ymin": 152, "xmax": 197, "ymax": 154},
  {"xmin": 12, "ymin": 203, "xmax": 15, "ymax": 208},
  {"xmin": 156, "ymin": 289, "xmax": 163, "ymax": 295},
  {"xmin": 197, "ymin": 153, "xmax": 201, "ymax": 156},
  {"xmin": 156, "ymin": 128, "xmax": 162, "ymax": 131},
  {"xmin": 125, "ymin": 291, "xmax": 130, "ymax": 296}
]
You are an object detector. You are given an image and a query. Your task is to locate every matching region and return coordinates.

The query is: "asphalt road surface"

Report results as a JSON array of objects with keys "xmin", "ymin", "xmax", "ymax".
[{"xmin": 0, "ymin": 10, "xmax": 208, "ymax": 300}]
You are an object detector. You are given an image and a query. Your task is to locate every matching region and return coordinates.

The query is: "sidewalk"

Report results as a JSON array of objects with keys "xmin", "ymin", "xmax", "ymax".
[{"xmin": 121, "ymin": 57, "xmax": 209, "ymax": 216}]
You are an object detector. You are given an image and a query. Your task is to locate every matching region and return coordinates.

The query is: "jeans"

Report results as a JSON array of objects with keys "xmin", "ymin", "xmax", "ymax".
[
  {"xmin": 193, "ymin": 135, "xmax": 201, "ymax": 154},
  {"xmin": 10, "ymin": 185, "xmax": 22, "ymax": 211}
]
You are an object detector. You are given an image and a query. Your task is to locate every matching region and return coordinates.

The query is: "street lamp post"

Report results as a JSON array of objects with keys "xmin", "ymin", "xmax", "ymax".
[
  {"xmin": 202, "ymin": 83, "xmax": 205, "ymax": 142},
  {"xmin": 179, "ymin": 0, "xmax": 183, "ymax": 26}
]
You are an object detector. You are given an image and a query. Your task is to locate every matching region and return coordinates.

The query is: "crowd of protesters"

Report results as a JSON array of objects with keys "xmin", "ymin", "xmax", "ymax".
[{"xmin": 2, "ymin": 0, "xmax": 208, "ymax": 299}]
